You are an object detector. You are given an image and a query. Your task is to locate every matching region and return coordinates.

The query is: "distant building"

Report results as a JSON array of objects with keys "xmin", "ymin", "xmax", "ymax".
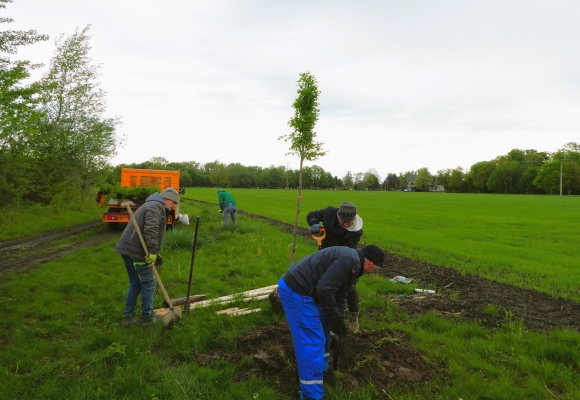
[
  {"xmin": 429, "ymin": 184, "xmax": 445, "ymax": 192},
  {"xmin": 406, "ymin": 175, "xmax": 417, "ymax": 191}
]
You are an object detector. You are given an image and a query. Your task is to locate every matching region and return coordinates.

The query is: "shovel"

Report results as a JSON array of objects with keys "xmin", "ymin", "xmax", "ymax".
[
  {"xmin": 330, "ymin": 331, "xmax": 343, "ymax": 371},
  {"xmin": 311, "ymin": 227, "xmax": 326, "ymax": 250},
  {"xmin": 125, "ymin": 204, "xmax": 182, "ymax": 328}
]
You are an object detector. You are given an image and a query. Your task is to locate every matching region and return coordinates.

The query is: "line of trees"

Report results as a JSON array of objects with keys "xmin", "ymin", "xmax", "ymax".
[
  {"xmin": 106, "ymin": 143, "xmax": 580, "ymax": 196},
  {"xmin": 1, "ymin": 0, "xmax": 121, "ymax": 206},
  {"xmin": 394, "ymin": 146, "xmax": 580, "ymax": 195},
  {"xmin": 103, "ymin": 158, "xmax": 359, "ymax": 190}
]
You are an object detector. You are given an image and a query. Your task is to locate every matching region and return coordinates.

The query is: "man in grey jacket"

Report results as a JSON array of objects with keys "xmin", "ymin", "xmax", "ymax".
[{"xmin": 115, "ymin": 187, "xmax": 180, "ymax": 326}]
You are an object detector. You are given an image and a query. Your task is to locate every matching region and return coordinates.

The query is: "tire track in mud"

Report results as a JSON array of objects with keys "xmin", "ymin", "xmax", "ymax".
[
  {"xmin": 0, "ymin": 221, "xmax": 116, "ymax": 276},
  {"xmin": 183, "ymin": 197, "xmax": 580, "ymax": 332}
]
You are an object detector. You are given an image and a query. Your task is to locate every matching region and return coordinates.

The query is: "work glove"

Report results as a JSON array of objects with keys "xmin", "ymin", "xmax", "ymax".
[
  {"xmin": 310, "ymin": 224, "xmax": 320, "ymax": 234},
  {"xmin": 145, "ymin": 253, "xmax": 157, "ymax": 265},
  {"xmin": 349, "ymin": 312, "xmax": 360, "ymax": 333},
  {"xmin": 154, "ymin": 254, "xmax": 163, "ymax": 270},
  {"xmin": 330, "ymin": 318, "xmax": 347, "ymax": 336}
]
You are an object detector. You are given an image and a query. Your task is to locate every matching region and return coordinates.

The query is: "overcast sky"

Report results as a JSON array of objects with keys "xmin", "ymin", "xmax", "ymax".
[{"xmin": 7, "ymin": 1, "xmax": 580, "ymax": 178}]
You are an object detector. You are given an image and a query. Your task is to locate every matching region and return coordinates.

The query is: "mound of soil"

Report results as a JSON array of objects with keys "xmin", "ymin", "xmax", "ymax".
[{"xmin": 196, "ymin": 320, "xmax": 433, "ymax": 396}]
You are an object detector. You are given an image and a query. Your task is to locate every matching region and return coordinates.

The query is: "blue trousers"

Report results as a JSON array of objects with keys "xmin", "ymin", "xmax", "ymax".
[
  {"xmin": 223, "ymin": 205, "xmax": 238, "ymax": 226},
  {"xmin": 122, "ymin": 255, "xmax": 156, "ymax": 316},
  {"xmin": 278, "ymin": 278, "xmax": 330, "ymax": 400}
]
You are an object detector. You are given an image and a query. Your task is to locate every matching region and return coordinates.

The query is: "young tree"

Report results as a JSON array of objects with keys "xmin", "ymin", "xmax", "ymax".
[{"xmin": 279, "ymin": 72, "xmax": 326, "ymax": 263}]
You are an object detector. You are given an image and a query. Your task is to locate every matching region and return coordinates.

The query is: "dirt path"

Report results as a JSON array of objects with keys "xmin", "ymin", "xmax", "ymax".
[{"xmin": 0, "ymin": 221, "xmax": 116, "ymax": 276}]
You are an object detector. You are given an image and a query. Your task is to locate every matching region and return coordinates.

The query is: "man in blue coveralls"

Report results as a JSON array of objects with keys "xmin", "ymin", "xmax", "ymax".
[{"xmin": 277, "ymin": 244, "xmax": 385, "ymax": 400}]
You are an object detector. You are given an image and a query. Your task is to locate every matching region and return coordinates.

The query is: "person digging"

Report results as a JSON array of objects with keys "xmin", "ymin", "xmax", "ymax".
[
  {"xmin": 307, "ymin": 201, "xmax": 364, "ymax": 333},
  {"xmin": 277, "ymin": 245, "xmax": 385, "ymax": 400},
  {"xmin": 115, "ymin": 187, "xmax": 180, "ymax": 327}
]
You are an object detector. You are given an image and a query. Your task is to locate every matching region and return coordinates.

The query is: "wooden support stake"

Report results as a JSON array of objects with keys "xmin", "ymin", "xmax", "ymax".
[{"xmin": 230, "ymin": 308, "xmax": 262, "ymax": 317}]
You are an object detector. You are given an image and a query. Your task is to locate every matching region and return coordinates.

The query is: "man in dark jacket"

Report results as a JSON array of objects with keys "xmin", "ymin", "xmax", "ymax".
[
  {"xmin": 217, "ymin": 189, "xmax": 237, "ymax": 226},
  {"xmin": 115, "ymin": 187, "xmax": 180, "ymax": 326},
  {"xmin": 306, "ymin": 201, "xmax": 364, "ymax": 332},
  {"xmin": 277, "ymin": 245, "xmax": 384, "ymax": 400}
]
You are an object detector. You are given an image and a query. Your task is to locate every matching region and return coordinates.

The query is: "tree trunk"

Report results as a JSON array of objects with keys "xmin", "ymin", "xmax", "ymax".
[{"xmin": 290, "ymin": 157, "xmax": 304, "ymax": 264}]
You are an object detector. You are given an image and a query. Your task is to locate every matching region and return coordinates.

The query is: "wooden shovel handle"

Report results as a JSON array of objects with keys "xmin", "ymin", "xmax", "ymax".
[{"xmin": 125, "ymin": 205, "xmax": 174, "ymax": 310}]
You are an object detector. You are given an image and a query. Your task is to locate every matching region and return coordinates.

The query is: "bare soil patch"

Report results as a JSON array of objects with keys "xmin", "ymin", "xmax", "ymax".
[
  {"xmin": 196, "ymin": 320, "xmax": 434, "ymax": 397},
  {"xmin": 382, "ymin": 252, "xmax": 580, "ymax": 332}
]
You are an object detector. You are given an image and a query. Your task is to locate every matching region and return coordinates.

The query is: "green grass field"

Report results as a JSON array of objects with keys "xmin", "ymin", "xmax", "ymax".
[
  {"xmin": 187, "ymin": 188, "xmax": 580, "ymax": 301},
  {"xmin": 1, "ymin": 200, "xmax": 579, "ymax": 399}
]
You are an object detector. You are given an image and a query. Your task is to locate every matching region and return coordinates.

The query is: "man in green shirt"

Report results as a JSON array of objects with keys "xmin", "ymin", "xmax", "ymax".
[{"xmin": 217, "ymin": 189, "xmax": 237, "ymax": 226}]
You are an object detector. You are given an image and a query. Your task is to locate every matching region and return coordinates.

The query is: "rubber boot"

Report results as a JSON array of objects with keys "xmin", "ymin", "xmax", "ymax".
[
  {"xmin": 121, "ymin": 312, "xmax": 135, "ymax": 328},
  {"xmin": 139, "ymin": 313, "xmax": 163, "ymax": 326},
  {"xmin": 299, "ymin": 391, "xmax": 322, "ymax": 400}
]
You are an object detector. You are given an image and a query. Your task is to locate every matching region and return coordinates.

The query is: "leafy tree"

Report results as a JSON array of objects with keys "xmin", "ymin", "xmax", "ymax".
[
  {"xmin": 227, "ymin": 163, "xmax": 256, "ymax": 188},
  {"xmin": 353, "ymin": 172, "xmax": 365, "ymax": 190},
  {"xmin": 279, "ymin": 72, "xmax": 325, "ymax": 263},
  {"xmin": 534, "ymin": 161, "xmax": 567, "ymax": 194},
  {"xmin": 310, "ymin": 165, "xmax": 325, "ymax": 188},
  {"xmin": 561, "ymin": 142, "xmax": 580, "ymax": 163},
  {"xmin": 363, "ymin": 169, "xmax": 380, "ymax": 189},
  {"xmin": 414, "ymin": 168, "xmax": 432, "ymax": 191},
  {"xmin": 565, "ymin": 161, "xmax": 580, "ymax": 195},
  {"xmin": 448, "ymin": 167, "xmax": 464, "ymax": 193},
  {"xmin": 435, "ymin": 169, "xmax": 451, "ymax": 188},
  {"xmin": 465, "ymin": 161, "xmax": 496, "ymax": 192},
  {"xmin": 385, "ymin": 173, "xmax": 398, "ymax": 190},
  {"xmin": 31, "ymin": 25, "xmax": 121, "ymax": 202},
  {"xmin": 179, "ymin": 170, "xmax": 192, "ymax": 187},
  {"xmin": 0, "ymin": 0, "xmax": 48, "ymax": 203},
  {"xmin": 518, "ymin": 166, "xmax": 540, "ymax": 194},
  {"xmin": 147, "ymin": 157, "xmax": 169, "ymax": 169},
  {"xmin": 342, "ymin": 171, "xmax": 354, "ymax": 189},
  {"xmin": 398, "ymin": 171, "xmax": 416, "ymax": 191},
  {"xmin": 206, "ymin": 160, "xmax": 228, "ymax": 186}
]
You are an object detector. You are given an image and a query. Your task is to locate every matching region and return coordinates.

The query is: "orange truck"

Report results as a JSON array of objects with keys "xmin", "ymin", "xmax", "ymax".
[{"xmin": 97, "ymin": 167, "xmax": 183, "ymax": 230}]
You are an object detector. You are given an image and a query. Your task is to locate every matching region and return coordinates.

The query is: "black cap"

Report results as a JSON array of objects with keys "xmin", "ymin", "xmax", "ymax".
[{"xmin": 362, "ymin": 245, "xmax": 384, "ymax": 267}]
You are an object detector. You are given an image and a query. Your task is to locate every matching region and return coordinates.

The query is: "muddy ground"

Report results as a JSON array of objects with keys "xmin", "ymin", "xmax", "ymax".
[
  {"xmin": 4, "ymin": 202, "xmax": 580, "ymax": 397},
  {"xmin": 0, "ymin": 221, "xmax": 115, "ymax": 276}
]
